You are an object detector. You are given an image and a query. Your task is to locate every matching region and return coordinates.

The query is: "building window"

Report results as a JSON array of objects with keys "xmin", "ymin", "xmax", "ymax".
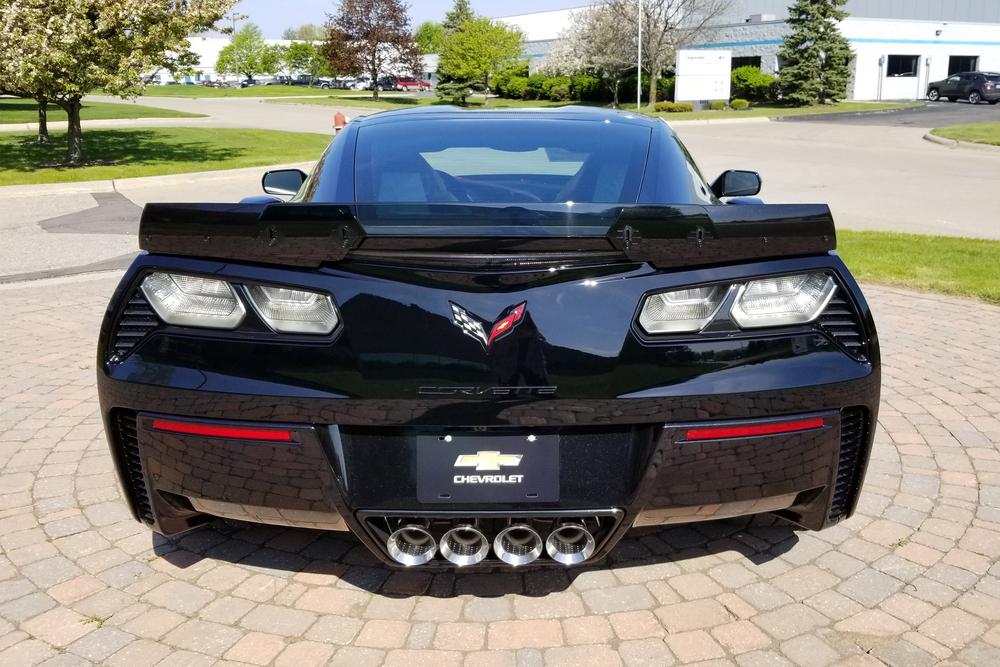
[
  {"xmin": 886, "ymin": 55, "xmax": 919, "ymax": 77},
  {"xmin": 732, "ymin": 56, "xmax": 762, "ymax": 70},
  {"xmin": 948, "ymin": 55, "xmax": 978, "ymax": 75}
]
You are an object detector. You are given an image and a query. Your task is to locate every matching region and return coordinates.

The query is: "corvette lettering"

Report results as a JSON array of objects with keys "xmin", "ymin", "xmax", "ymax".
[{"xmin": 418, "ymin": 386, "xmax": 557, "ymax": 396}]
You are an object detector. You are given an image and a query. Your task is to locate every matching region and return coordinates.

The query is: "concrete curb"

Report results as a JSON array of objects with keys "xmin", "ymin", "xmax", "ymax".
[
  {"xmin": 666, "ymin": 116, "xmax": 773, "ymax": 125},
  {"xmin": 0, "ymin": 117, "xmax": 211, "ymax": 132},
  {"xmin": 0, "ymin": 161, "xmax": 316, "ymax": 199},
  {"xmin": 922, "ymin": 131, "xmax": 1000, "ymax": 153}
]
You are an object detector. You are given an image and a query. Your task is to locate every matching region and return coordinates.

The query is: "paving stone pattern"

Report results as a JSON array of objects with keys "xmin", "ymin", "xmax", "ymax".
[{"xmin": 1, "ymin": 275, "xmax": 999, "ymax": 666}]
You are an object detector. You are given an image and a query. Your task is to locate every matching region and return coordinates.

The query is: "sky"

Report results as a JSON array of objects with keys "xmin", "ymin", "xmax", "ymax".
[{"xmin": 231, "ymin": 0, "xmax": 587, "ymax": 37}]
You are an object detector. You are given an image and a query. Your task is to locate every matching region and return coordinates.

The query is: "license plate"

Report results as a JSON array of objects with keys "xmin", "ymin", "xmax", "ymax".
[{"xmin": 416, "ymin": 434, "xmax": 559, "ymax": 504}]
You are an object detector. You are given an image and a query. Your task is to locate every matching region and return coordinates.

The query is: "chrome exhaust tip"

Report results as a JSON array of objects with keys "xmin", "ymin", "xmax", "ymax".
[
  {"xmin": 440, "ymin": 524, "xmax": 490, "ymax": 566},
  {"xmin": 493, "ymin": 524, "xmax": 543, "ymax": 566},
  {"xmin": 545, "ymin": 522, "xmax": 595, "ymax": 566},
  {"xmin": 386, "ymin": 524, "xmax": 437, "ymax": 566}
]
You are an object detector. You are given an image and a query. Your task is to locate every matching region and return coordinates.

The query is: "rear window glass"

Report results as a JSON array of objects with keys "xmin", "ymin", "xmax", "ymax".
[
  {"xmin": 354, "ymin": 118, "xmax": 650, "ymax": 204},
  {"xmin": 987, "ymin": 74, "xmax": 1000, "ymax": 82}
]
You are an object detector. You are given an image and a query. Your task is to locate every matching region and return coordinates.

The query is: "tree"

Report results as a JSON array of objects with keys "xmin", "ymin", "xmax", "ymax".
[
  {"xmin": 608, "ymin": 0, "xmax": 731, "ymax": 106},
  {"xmin": 216, "ymin": 24, "xmax": 282, "ymax": 82},
  {"xmin": 0, "ymin": 0, "xmax": 234, "ymax": 165},
  {"xmin": 282, "ymin": 24, "xmax": 325, "ymax": 41},
  {"xmin": 324, "ymin": 0, "xmax": 421, "ymax": 100},
  {"xmin": 284, "ymin": 41, "xmax": 332, "ymax": 85},
  {"xmin": 437, "ymin": 18, "xmax": 523, "ymax": 104},
  {"xmin": 777, "ymin": 0, "xmax": 853, "ymax": 105},
  {"xmin": 543, "ymin": 5, "xmax": 635, "ymax": 106},
  {"xmin": 442, "ymin": 0, "xmax": 475, "ymax": 33},
  {"xmin": 414, "ymin": 21, "xmax": 445, "ymax": 54}
]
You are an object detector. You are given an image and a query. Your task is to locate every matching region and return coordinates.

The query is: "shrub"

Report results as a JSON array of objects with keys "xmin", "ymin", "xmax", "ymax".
[
  {"xmin": 570, "ymin": 74, "xmax": 602, "ymax": 101},
  {"xmin": 656, "ymin": 76, "xmax": 675, "ymax": 101},
  {"xmin": 730, "ymin": 98, "xmax": 750, "ymax": 110},
  {"xmin": 543, "ymin": 76, "xmax": 572, "ymax": 101},
  {"xmin": 731, "ymin": 66, "xmax": 777, "ymax": 102},
  {"xmin": 525, "ymin": 73, "xmax": 547, "ymax": 100},
  {"xmin": 435, "ymin": 81, "xmax": 473, "ymax": 105},
  {"xmin": 504, "ymin": 76, "xmax": 528, "ymax": 99},
  {"xmin": 654, "ymin": 101, "xmax": 694, "ymax": 113},
  {"xmin": 709, "ymin": 100, "xmax": 727, "ymax": 110}
]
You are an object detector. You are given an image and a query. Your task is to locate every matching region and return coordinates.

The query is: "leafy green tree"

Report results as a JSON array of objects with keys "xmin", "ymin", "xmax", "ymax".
[
  {"xmin": 216, "ymin": 24, "xmax": 282, "ymax": 81},
  {"xmin": 284, "ymin": 42, "xmax": 332, "ymax": 85},
  {"xmin": 0, "ymin": 0, "xmax": 234, "ymax": 164},
  {"xmin": 282, "ymin": 24, "xmax": 325, "ymax": 40},
  {"xmin": 442, "ymin": 0, "xmax": 475, "ymax": 33},
  {"xmin": 437, "ymin": 17, "xmax": 523, "ymax": 105},
  {"xmin": 324, "ymin": 0, "xmax": 421, "ymax": 100},
  {"xmin": 777, "ymin": 0, "xmax": 853, "ymax": 105},
  {"xmin": 415, "ymin": 21, "xmax": 445, "ymax": 54}
]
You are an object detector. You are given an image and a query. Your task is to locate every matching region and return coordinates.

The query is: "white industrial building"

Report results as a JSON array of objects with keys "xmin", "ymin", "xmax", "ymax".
[
  {"xmin": 497, "ymin": 1, "xmax": 1000, "ymax": 100},
  {"xmin": 150, "ymin": 37, "xmax": 297, "ymax": 84}
]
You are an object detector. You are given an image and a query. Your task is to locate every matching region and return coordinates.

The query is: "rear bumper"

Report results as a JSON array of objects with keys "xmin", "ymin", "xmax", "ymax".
[{"xmin": 100, "ymin": 371, "xmax": 879, "ymax": 568}]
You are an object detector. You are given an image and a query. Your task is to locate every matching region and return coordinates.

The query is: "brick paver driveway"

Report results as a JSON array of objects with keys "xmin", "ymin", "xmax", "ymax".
[{"xmin": 1, "ymin": 274, "xmax": 998, "ymax": 667}]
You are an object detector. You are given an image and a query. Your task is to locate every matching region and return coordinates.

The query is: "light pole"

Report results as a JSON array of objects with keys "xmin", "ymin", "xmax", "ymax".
[{"xmin": 637, "ymin": 0, "xmax": 642, "ymax": 109}]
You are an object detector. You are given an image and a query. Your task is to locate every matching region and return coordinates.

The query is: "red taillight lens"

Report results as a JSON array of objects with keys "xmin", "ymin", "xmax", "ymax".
[
  {"xmin": 684, "ymin": 417, "xmax": 825, "ymax": 441},
  {"xmin": 151, "ymin": 419, "xmax": 294, "ymax": 442}
]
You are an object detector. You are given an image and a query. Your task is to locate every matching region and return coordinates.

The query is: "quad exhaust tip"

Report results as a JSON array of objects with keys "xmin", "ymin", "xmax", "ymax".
[
  {"xmin": 545, "ymin": 522, "xmax": 596, "ymax": 566},
  {"xmin": 387, "ymin": 524, "xmax": 437, "ymax": 566},
  {"xmin": 440, "ymin": 524, "xmax": 490, "ymax": 566},
  {"xmin": 493, "ymin": 524, "xmax": 544, "ymax": 566}
]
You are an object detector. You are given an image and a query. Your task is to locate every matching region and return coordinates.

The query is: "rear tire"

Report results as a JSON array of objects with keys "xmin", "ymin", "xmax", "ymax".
[
  {"xmin": 927, "ymin": 88, "xmax": 939, "ymax": 102},
  {"xmin": 969, "ymin": 91, "xmax": 982, "ymax": 104}
]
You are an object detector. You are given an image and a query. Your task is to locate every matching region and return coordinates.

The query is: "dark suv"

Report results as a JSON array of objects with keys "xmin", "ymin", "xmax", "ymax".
[{"xmin": 926, "ymin": 71, "xmax": 1000, "ymax": 104}]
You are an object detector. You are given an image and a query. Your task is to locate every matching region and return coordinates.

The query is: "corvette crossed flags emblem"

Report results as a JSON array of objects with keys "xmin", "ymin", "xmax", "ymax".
[{"xmin": 450, "ymin": 302, "xmax": 527, "ymax": 349}]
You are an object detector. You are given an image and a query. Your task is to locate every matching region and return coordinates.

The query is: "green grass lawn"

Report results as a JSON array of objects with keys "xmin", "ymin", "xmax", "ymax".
[
  {"xmin": 650, "ymin": 101, "xmax": 923, "ymax": 121},
  {"xmin": 139, "ymin": 84, "xmax": 367, "ymax": 98},
  {"xmin": 0, "ymin": 128, "xmax": 331, "ymax": 186},
  {"xmin": 0, "ymin": 98, "xmax": 203, "ymax": 124},
  {"xmin": 838, "ymin": 230, "xmax": 1000, "ymax": 304},
  {"xmin": 269, "ymin": 96, "xmax": 922, "ymax": 119},
  {"xmin": 930, "ymin": 122, "xmax": 1000, "ymax": 146}
]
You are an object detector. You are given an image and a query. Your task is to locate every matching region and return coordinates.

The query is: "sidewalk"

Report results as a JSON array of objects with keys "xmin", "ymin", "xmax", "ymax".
[{"xmin": 0, "ymin": 116, "xmax": 213, "ymax": 132}]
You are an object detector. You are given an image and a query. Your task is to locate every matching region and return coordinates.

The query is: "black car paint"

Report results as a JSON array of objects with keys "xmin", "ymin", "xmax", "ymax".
[{"xmin": 98, "ymin": 107, "xmax": 880, "ymax": 568}]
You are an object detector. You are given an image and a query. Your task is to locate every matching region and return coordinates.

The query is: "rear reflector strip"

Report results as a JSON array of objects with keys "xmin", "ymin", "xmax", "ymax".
[
  {"xmin": 684, "ymin": 417, "xmax": 825, "ymax": 442},
  {"xmin": 151, "ymin": 419, "xmax": 294, "ymax": 442}
]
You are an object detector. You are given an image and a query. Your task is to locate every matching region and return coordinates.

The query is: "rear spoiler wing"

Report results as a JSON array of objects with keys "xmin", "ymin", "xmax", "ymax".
[{"xmin": 138, "ymin": 202, "xmax": 835, "ymax": 269}]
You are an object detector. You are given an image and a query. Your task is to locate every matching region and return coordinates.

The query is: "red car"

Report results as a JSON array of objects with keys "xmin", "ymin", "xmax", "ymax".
[{"xmin": 395, "ymin": 78, "xmax": 431, "ymax": 92}]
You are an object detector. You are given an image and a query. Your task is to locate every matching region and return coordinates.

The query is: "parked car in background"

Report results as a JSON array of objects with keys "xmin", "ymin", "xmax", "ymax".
[
  {"xmin": 239, "ymin": 78, "xmax": 257, "ymax": 88},
  {"xmin": 394, "ymin": 78, "xmax": 432, "ymax": 92},
  {"xmin": 926, "ymin": 71, "xmax": 1000, "ymax": 104}
]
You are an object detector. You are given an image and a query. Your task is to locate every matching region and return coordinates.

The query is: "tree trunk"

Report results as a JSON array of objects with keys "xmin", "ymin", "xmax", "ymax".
[
  {"xmin": 612, "ymin": 80, "xmax": 620, "ymax": 108},
  {"xmin": 36, "ymin": 97, "xmax": 49, "ymax": 144},
  {"xmin": 647, "ymin": 71, "xmax": 659, "ymax": 108},
  {"xmin": 64, "ymin": 97, "xmax": 84, "ymax": 165}
]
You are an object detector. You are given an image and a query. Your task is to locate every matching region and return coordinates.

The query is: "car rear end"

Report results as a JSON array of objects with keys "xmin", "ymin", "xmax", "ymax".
[{"xmin": 97, "ymin": 109, "xmax": 879, "ymax": 569}]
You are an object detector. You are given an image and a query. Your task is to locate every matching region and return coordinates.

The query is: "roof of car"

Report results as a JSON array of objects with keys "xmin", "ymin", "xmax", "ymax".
[{"xmin": 353, "ymin": 105, "xmax": 665, "ymax": 129}]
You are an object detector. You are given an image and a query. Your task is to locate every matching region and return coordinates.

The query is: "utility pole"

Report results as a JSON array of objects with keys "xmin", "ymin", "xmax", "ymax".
[
  {"xmin": 222, "ymin": 11, "xmax": 248, "ymax": 35},
  {"xmin": 637, "ymin": 0, "xmax": 642, "ymax": 109}
]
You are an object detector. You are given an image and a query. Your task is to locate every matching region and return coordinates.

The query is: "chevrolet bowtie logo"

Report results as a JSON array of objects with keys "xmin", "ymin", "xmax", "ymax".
[{"xmin": 453, "ymin": 451, "xmax": 523, "ymax": 472}]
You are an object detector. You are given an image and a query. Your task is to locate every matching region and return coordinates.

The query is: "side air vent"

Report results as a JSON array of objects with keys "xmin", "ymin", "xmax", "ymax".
[
  {"xmin": 115, "ymin": 411, "xmax": 154, "ymax": 524},
  {"xmin": 819, "ymin": 293, "xmax": 867, "ymax": 361},
  {"xmin": 109, "ymin": 290, "xmax": 159, "ymax": 362},
  {"xmin": 828, "ymin": 407, "xmax": 867, "ymax": 523}
]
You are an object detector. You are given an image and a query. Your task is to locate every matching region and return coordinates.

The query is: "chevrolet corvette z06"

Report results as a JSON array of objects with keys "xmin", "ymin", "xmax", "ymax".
[{"xmin": 98, "ymin": 107, "xmax": 879, "ymax": 568}]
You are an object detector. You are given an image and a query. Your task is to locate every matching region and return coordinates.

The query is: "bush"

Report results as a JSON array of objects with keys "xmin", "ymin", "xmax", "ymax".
[
  {"xmin": 730, "ymin": 98, "xmax": 750, "ymax": 110},
  {"xmin": 731, "ymin": 66, "xmax": 777, "ymax": 102},
  {"xmin": 504, "ymin": 76, "xmax": 528, "ymax": 99},
  {"xmin": 654, "ymin": 101, "xmax": 694, "ymax": 113},
  {"xmin": 656, "ymin": 76, "xmax": 675, "ymax": 101},
  {"xmin": 525, "ymin": 73, "xmax": 547, "ymax": 100},
  {"xmin": 435, "ymin": 81, "xmax": 473, "ymax": 105},
  {"xmin": 543, "ymin": 76, "xmax": 572, "ymax": 101},
  {"xmin": 709, "ymin": 100, "xmax": 727, "ymax": 110},
  {"xmin": 570, "ymin": 74, "xmax": 602, "ymax": 101}
]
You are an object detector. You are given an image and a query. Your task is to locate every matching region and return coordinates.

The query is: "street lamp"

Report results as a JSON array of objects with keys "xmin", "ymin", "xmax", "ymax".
[{"xmin": 637, "ymin": 0, "xmax": 643, "ymax": 109}]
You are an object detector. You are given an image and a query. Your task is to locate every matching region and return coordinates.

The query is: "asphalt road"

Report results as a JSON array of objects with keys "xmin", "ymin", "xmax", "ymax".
[{"xmin": 782, "ymin": 100, "xmax": 1000, "ymax": 128}]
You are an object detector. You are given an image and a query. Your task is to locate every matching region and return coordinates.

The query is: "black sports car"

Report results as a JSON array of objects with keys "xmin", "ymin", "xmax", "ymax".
[{"xmin": 98, "ymin": 107, "xmax": 879, "ymax": 569}]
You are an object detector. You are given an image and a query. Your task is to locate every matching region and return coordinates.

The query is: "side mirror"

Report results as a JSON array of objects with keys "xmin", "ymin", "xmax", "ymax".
[
  {"xmin": 262, "ymin": 169, "xmax": 307, "ymax": 196},
  {"xmin": 711, "ymin": 170, "xmax": 762, "ymax": 198}
]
